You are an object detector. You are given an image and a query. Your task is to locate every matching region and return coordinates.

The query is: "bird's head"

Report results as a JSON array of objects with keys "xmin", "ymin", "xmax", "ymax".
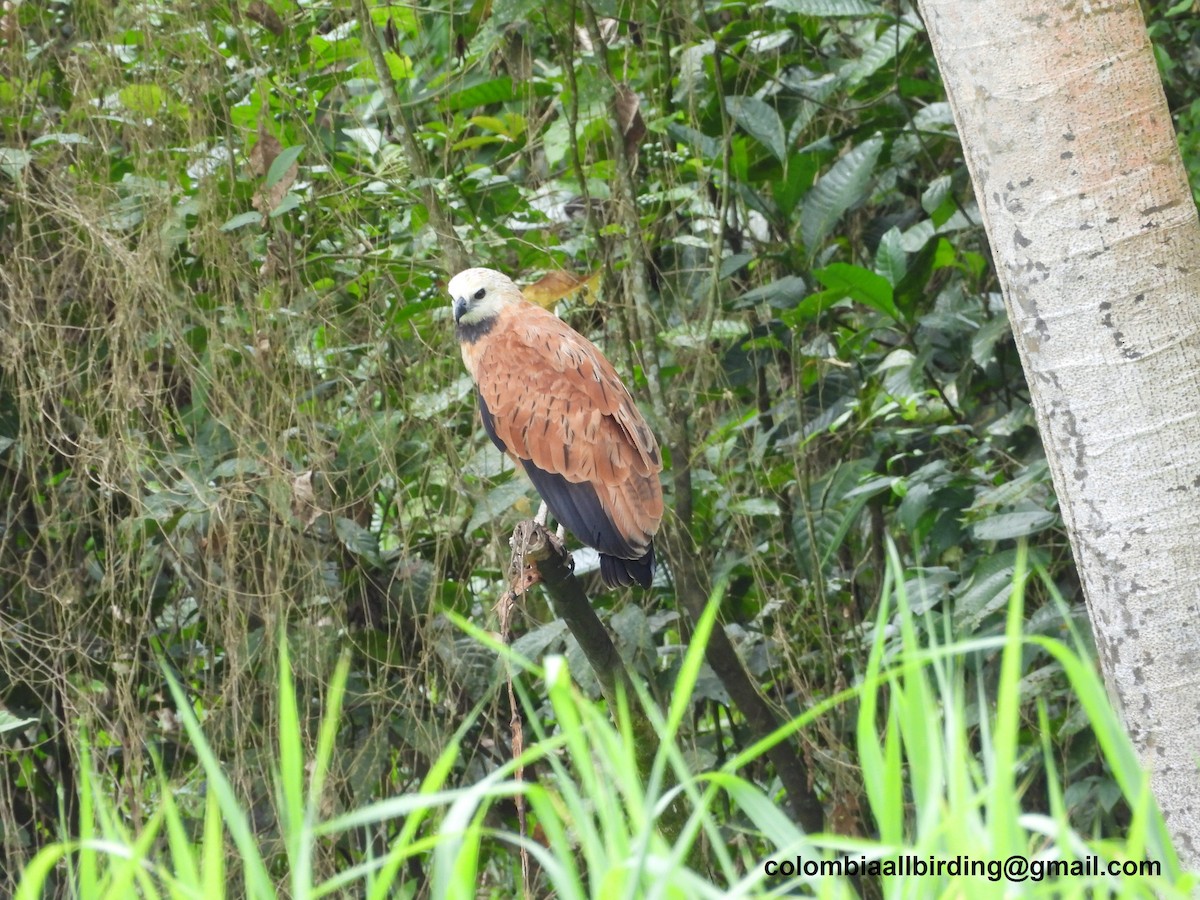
[{"xmin": 449, "ymin": 268, "xmax": 523, "ymax": 329}]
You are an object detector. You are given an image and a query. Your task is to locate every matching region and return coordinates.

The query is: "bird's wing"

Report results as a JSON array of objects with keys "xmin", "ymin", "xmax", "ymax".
[{"xmin": 474, "ymin": 306, "xmax": 663, "ymax": 553}]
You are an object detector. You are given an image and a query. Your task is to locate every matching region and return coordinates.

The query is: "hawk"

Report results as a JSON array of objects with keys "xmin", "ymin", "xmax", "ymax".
[{"xmin": 450, "ymin": 268, "xmax": 663, "ymax": 587}]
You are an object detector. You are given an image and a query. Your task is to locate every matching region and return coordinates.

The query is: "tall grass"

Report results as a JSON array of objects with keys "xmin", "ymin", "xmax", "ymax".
[{"xmin": 15, "ymin": 547, "xmax": 1192, "ymax": 898}]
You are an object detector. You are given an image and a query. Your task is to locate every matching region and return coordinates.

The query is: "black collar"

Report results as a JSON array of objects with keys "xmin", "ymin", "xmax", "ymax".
[{"xmin": 455, "ymin": 316, "xmax": 497, "ymax": 344}]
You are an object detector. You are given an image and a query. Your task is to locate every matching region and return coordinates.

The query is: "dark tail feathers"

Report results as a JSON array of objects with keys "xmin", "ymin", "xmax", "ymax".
[{"xmin": 599, "ymin": 544, "xmax": 655, "ymax": 588}]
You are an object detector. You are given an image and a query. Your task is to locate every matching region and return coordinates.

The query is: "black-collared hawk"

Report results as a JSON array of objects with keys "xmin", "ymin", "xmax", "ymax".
[{"xmin": 450, "ymin": 267, "xmax": 663, "ymax": 588}]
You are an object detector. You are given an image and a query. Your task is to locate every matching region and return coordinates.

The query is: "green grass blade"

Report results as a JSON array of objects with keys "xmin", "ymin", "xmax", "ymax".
[
  {"xmin": 160, "ymin": 661, "xmax": 276, "ymax": 900},
  {"xmin": 201, "ymin": 784, "xmax": 226, "ymax": 899}
]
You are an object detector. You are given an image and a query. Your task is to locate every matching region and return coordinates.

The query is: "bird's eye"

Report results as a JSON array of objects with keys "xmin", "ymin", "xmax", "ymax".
[{"xmin": 474, "ymin": 287, "xmax": 486, "ymax": 300}]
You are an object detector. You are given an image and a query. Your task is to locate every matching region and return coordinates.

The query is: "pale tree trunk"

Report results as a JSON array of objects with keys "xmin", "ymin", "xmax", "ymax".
[{"xmin": 917, "ymin": 0, "xmax": 1200, "ymax": 865}]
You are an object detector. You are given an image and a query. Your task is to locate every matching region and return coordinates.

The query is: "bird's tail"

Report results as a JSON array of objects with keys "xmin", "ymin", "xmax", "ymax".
[{"xmin": 599, "ymin": 544, "xmax": 655, "ymax": 588}]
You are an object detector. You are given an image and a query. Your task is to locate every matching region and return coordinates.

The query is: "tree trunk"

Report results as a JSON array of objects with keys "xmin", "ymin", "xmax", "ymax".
[{"xmin": 918, "ymin": 0, "xmax": 1200, "ymax": 864}]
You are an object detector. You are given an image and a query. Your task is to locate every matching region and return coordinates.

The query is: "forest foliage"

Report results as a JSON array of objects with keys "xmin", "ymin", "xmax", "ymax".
[{"xmin": 2, "ymin": 0, "xmax": 1199, "ymax": 894}]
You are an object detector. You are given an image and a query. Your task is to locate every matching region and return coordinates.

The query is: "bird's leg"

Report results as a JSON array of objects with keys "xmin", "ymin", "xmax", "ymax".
[
  {"xmin": 533, "ymin": 502, "xmax": 564, "ymax": 541},
  {"xmin": 534, "ymin": 501, "xmax": 565, "ymax": 551}
]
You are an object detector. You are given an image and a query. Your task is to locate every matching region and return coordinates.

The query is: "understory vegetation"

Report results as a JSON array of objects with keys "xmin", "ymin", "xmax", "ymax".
[{"xmin": 2, "ymin": 0, "xmax": 1198, "ymax": 895}]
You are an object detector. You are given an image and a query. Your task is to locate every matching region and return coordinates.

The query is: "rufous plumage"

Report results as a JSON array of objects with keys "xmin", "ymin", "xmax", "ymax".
[{"xmin": 450, "ymin": 267, "xmax": 663, "ymax": 587}]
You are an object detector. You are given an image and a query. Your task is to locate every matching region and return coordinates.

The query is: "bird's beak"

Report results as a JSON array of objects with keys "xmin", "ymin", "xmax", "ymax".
[{"xmin": 453, "ymin": 296, "xmax": 468, "ymax": 322}]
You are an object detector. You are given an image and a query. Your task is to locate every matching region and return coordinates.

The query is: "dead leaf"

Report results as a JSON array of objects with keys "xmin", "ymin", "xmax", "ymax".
[
  {"xmin": 615, "ymin": 83, "xmax": 646, "ymax": 166},
  {"xmin": 252, "ymin": 171, "xmax": 294, "ymax": 215},
  {"xmin": 507, "ymin": 523, "xmax": 543, "ymax": 595},
  {"xmin": 576, "ymin": 17, "xmax": 618, "ymax": 53},
  {"xmin": 291, "ymin": 469, "xmax": 321, "ymax": 526},
  {"xmin": 249, "ymin": 126, "xmax": 297, "ymax": 217},
  {"xmin": 246, "ymin": 0, "xmax": 284, "ymax": 36},
  {"xmin": 522, "ymin": 269, "xmax": 600, "ymax": 309},
  {"xmin": 247, "ymin": 127, "xmax": 281, "ymax": 178}
]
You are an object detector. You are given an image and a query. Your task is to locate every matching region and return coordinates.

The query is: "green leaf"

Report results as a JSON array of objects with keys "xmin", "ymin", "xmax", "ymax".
[
  {"xmin": 793, "ymin": 458, "xmax": 877, "ymax": 575},
  {"xmin": 893, "ymin": 236, "xmax": 939, "ymax": 312},
  {"xmin": 783, "ymin": 71, "xmax": 840, "ymax": 145},
  {"xmin": 369, "ymin": 2, "xmax": 417, "ymax": 29},
  {"xmin": 719, "ymin": 253, "xmax": 753, "ymax": 279},
  {"xmin": 954, "ymin": 549, "xmax": 1020, "ymax": 630},
  {"xmin": 663, "ymin": 319, "xmax": 749, "ymax": 349},
  {"xmin": 609, "ymin": 605, "xmax": 655, "ymax": 667},
  {"xmin": 119, "ymin": 83, "xmax": 166, "ymax": 116},
  {"xmin": 385, "ymin": 51, "xmax": 413, "ymax": 81},
  {"xmin": 466, "ymin": 478, "xmax": 533, "ymax": 533},
  {"xmin": 729, "ymin": 497, "xmax": 781, "ymax": 516},
  {"xmin": 843, "ymin": 20, "xmax": 919, "ymax": 85},
  {"xmin": 971, "ymin": 508, "xmax": 1057, "ymax": 541},
  {"xmin": 0, "ymin": 710, "xmax": 38, "ymax": 733},
  {"xmin": 814, "ymin": 262, "xmax": 901, "ymax": 321},
  {"xmin": 913, "ymin": 102, "xmax": 957, "ymax": 134},
  {"xmin": 343, "ymin": 126, "xmax": 384, "ymax": 155},
  {"xmin": 801, "ymin": 135, "xmax": 883, "ymax": 251},
  {"xmin": 932, "ymin": 237, "xmax": 959, "ymax": 269},
  {"xmin": 220, "ymin": 211, "xmax": 262, "ymax": 231},
  {"xmin": 266, "ymin": 144, "xmax": 303, "ymax": 188},
  {"xmin": 770, "ymin": 153, "xmax": 819, "ymax": 221},
  {"xmin": 921, "ymin": 174, "xmax": 952, "ymax": 215},
  {"xmin": 410, "ymin": 375, "xmax": 474, "ymax": 419},
  {"xmin": 335, "ymin": 516, "xmax": 381, "ymax": 559},
  {"xmin": 510, "ymin": 619, "xmax": 568, "ymax": 661},
  {"xmin": 779, "ymin": 291, "xmax": 839, "ymax": 327},
  {"xmin": 543, "ymin": 117, "xmax": 572, "ymax": 167},
  {"xmin": 734, "ymin": 275, "xmax": 807, "ymax": 309},
  {"xmin": 971, "ymin": 314, "xmax": 1012, "ymax": 365},
  {"xmin": 724, "ymin": 96, "xmax": 787, "ymax": 162},
  {"xmin": 0, "ymin": 147, "xmax": 32, "ymax": 178},
  {"xmin": 209, "ymin": 457, "xmax": 266, "ymax": 479},
  {"xmin": 467, "ymin": 114, "xmax": 513, "ymax": 136},
  {"xmin": 29, "ymin": 133, "xmax": 91, "ymax": 147},
  {"xmin": 436, "ymin": 76, "xmax": 514, "ymax": 112},
  {"xmin": 875, "ymin": 227, "xmax": 907, "ymax": 285},
  {"xmin": 666, "ymin": 122, "xmax": 722, "ymax": 160},
  {"xmin": 453, "ymin": 135, "xmax": 509, "ymax": 151},
  {"xmin": 268, "ymin": 192, "xmax": 302, "ymax": 217},
  {"xmin": 969, "ymin": 459, "xmax": 1049, "ymax": 511},
  {"xmin": 766, "ymin": 0, "xmax": 883, "ymax": 15}
]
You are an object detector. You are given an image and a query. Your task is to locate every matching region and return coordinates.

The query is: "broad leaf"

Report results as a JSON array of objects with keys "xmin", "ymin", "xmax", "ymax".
[
  {"xmin": 767, "ymin": 0, "xmax": 883, "ymax": 15},
  {"xmin": 843, "ymin": 20, "xmax": 920, "ymax": 85},
  {"xmin": 0, "ymin": 710, "xmax": 38, "ymax": 733},
  {"xmin": 265, "ymin": 145, "xmax": 303, "ymax": 188},
  {"xmin": 728, "ymin": 497, "xmax": 781, "ymax": 517},
  {"xmin": 801, "ymin": 135, "xmax": 884, "ymax": 251},
  {"xmin": 734, "ymin": 275, "xmax": 808, "ymax": 309},
  {"xmin": 725, "ymin": 95, "xmax": 787, "ymax": 162},
  {"xmin": 971, "ymin": 508, "xmax": 1057, "ymax": 541},
  {"xmin": 466, "ymin": 479, "xmax": 533, "ymax": 533},
  {"xmin": 335, "ymin": 516, "xmax": 381, "ymax": 560},
  {"xmin": 814, "ymin": 262, "xmax": 902, "ymax": 321},
  {"xmin": 119, "ymin": 83, "xmax": 166, "ymax": 116},
  {"xmin": 875, "ymin": 227, "xmax": 907, "ymax": 285},
  {"xmin": 436, "ymin": 77, "xmax": 514, "ymax": 112},
  {"xmin": 220, "ymin": 211, "xmax": 262, "ymax": 231}
]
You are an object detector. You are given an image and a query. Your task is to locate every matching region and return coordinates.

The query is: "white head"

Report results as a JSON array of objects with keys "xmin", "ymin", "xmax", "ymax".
[{"xmin": 448, "ymin": 267, "xmax": 524, "ymax": 329}]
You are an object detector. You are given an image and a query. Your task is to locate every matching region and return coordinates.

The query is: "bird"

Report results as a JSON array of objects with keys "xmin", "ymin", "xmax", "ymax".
[{"xmin": 449, "ymin": 267, "xmax": 664, "ymax": 588}]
